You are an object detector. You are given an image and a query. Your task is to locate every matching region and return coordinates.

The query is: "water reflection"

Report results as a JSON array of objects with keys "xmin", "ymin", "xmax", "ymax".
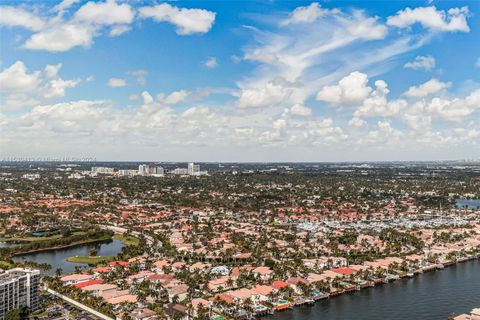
[{"xmin": 12, "ymin": 239, "xmax": 124, "ymax": 275}]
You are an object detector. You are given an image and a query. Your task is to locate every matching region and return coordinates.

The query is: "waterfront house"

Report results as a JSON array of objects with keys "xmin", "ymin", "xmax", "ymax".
[
  {"xmin": 287, "ymin": 277, "xmax": 310, "ymax": 294},
  {"xmin": 331, "ymin": 267, "xmax": 358, "ymax": 277},
  {"xmin": 228, "ymin": 288, "xmax": 255, "ymax": 303},
  {"xmin": 251, "ymin": 285, "xmax": 274, "ymax": 302}
]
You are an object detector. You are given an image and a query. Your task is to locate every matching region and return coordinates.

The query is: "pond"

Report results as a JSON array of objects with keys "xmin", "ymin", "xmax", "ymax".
[
  {"xmin": 12, "ymin": 239, "xmax": 125, "ymax": 275},
  {"xmin": 455, "ymin": 198, "xmax": 480, "ymax": 209}
]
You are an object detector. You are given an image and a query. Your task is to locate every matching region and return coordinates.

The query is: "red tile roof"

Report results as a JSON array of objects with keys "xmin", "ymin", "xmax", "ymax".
[
  {"xmin": 331, "ymin": 267, "xmax": 357, "ymax": 275},
  {"xmin": 74, "ymin": 279, "xmax": 103, "ymax": 288},
  {"xmin": 272, "ymin": 281, "xmax": 289, "ymax": 289}
]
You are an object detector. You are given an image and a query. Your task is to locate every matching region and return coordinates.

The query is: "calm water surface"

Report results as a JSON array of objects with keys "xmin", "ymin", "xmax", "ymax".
[
  {"xmin": 270, "ymin": 259, "xmax": 480, "ymax": 320},
  {"xmin": 12, "ymin": 239, "xmax": 124, "ymax": 274},
  {"xmin": 455, "ymin": 199, "xmax": 480, "ymax": 209}
]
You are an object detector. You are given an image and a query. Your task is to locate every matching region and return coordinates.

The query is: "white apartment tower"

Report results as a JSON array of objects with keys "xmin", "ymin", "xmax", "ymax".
[
  {"xmin": 139, "ymin": 164, "xmax": 164, "ymax": 176},
  {"xmin": 0, "ymin": 268, "xmax": 40, "ymax": 319},
  {"xmin": 188, "ymin": 162, "xmax": 200, "ymax": 175}
]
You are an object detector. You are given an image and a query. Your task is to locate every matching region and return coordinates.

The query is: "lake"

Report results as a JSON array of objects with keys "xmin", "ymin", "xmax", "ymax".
[
  {"xmin": 269, "ymin": 259, "xmax": 480, "ymax": 320},
  {"xmin": 12, "ymin": 239, "xmax": 124, "ymax": 275},
  {"xmin": 455, "ymin": 198, "xmax": 480, "ymax": 209}
]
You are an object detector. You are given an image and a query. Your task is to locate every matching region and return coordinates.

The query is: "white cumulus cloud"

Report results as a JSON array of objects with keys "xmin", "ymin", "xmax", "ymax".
[
  {"xmin": 404, "ymin": 78, "xmax": 451, "ymax": 97},
  {"xmin": 0, "ymin": 61, "xmax": 41, "ymax": 93},
  {"xmin": 23, "ymin": 23, "xmax": 96, "ymax": 52},
  {"xmin": 139, "ymin": 3, "xmax": 216, "ymax": 35},
  {"xmin": 281, "ymin": 2, "xmax": 339, "ymax": 26},
  {"xmin": 0, "ymin": 6, "xmax": 46, "ymax": 31},
  {"xmin": 0, "ymin": 61, "xmax": 80, "ymax": 110},
  {"xmin": 74, "ymin": 0, "xmax": 135, "ymax": 25},
  {"xmin": 387, "ymin": 6, "xmax": 470, "ymax": 32},
  {"xmin": 316, "ymin": 71, "xmax": 372, "ymax": 106}
]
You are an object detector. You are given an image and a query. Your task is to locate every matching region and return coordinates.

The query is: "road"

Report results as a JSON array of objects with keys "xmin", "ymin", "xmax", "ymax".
[{"xmin": 45, "ymin": 287, "xmax": 115, "ymax": 320}]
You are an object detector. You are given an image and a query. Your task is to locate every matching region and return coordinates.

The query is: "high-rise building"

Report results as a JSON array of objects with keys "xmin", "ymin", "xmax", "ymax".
[
  {"xmin": 138, "ymin": 164, "xmax": 148, "ymax": 175},
  {"xmin": 139, "ymin": 164, "xmax": 164, "ymax": 176},
  {"xmin": 173, "ymin": 168, "xmax": 189, "ymax": 175},
  {"xmin": 0, "ymin": 268, "xmax": 40, "ymax": 319},
  {"xmin": 156, "ymin": 166, "xmax": 165, "ymax": 175},
  {"xmin": 91, "ymin": 167, "xmax": 115, "ymax": 174},
  {"xmin": 188, "ymin": 162, "xmax": 200, "ymax": 175},
  {"xmin": 118, "ymin": 169, "xmax": 138, "ymax": 177}
]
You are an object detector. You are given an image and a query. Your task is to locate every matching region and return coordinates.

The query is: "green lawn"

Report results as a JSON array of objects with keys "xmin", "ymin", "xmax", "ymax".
[
  {"xmin": 66, "ymin": 255, "xmax": 115, "ymax": 265},
  {"xmin": 0, "ymin": 260, "xmax": 13, "ymax": 269},
  {"xmin": 114, "ymin": 233, "xmax": 140, "ymax": 246}
]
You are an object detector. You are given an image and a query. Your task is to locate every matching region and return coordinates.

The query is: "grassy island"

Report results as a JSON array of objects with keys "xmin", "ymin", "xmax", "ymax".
[{"xmin": 66, "ymin": 255, "xmax": 115, "ymax": 265}]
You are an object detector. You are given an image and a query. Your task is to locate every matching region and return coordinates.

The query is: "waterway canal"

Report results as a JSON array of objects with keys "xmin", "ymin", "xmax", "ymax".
[{"xmin": 269, "ymin": 259, "xmax": 480, "ymax": 320}]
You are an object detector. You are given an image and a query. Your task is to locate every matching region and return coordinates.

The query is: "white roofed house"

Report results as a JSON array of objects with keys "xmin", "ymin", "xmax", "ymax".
[
  {"xmin": 81, "ymin": 283, "xmax": 118, "ymax": 297},
  {"xmin": 210, "ymin": 265, "xmax": 230, "ymax": 276},
  {"xmin": 60, "ymin": 274, "xmax": 94, "ymax": 285}
]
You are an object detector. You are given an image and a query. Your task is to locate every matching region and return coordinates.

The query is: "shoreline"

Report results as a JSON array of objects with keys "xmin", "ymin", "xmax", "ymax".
[
  {"xmin": 264, "ymin": 254, "xmax": 480, "ymax": 318},
  {"xmin": 63, "ymin": 234, "xmax": 137, "ymax": 265},
  {"xmin": 65, "ymin": 255, "xmax": 115, "ymax": 265}
]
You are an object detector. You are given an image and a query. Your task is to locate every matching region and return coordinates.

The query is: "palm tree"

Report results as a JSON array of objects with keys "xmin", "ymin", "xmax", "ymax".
[{"xmin": 55, "ymin": 268, "xmax": 63, "ymax": 277}]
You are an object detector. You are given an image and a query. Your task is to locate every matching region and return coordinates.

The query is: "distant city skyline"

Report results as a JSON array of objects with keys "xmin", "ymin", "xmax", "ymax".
[{"xmin": 0, "ymin": 0, "xmax": 479, "ymax": 161}]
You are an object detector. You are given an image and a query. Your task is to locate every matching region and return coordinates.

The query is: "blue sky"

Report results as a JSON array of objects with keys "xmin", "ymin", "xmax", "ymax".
[{"xmin": 0, "ymin": 0, "xmax": 479, "ymax": 161}]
